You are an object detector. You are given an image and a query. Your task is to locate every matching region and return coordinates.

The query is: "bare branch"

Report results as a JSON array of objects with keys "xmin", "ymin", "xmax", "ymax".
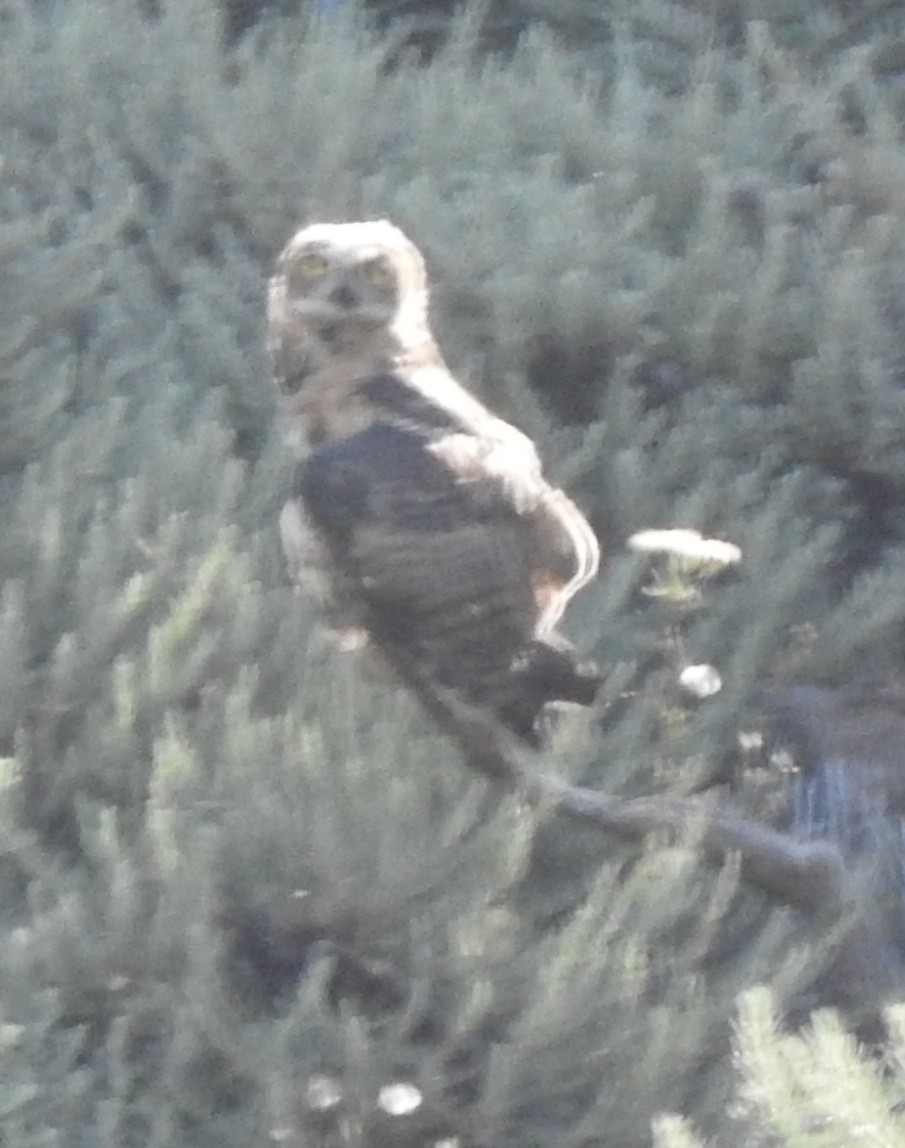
[
  {"xmin": 406, "ymin": 667, "xmax": 846, "ymax": 910},
  {"xmin": 381, "ymin": 646, "xmax": 905, "ymax": 1012}
]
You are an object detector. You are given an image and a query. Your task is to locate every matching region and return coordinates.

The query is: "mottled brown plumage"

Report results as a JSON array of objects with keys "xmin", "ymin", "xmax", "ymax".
[{"xmin": 267, "ymin": 219, "xmax": 600, "ymax": 743}]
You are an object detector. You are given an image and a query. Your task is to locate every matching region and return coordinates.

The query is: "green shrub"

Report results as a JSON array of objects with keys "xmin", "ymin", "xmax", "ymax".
[{"xmin": 4, "ymin": 0, "xmax": 905, "ymax": 1143}]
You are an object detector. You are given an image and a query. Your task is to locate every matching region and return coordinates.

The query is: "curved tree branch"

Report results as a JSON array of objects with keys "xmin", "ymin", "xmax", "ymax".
[
  {"xmin": 406, "ymin": 667, "xmax": 846, "ymax": 910},
  {"xmin": 386, "ymin": 651, "xmax": 904, "ymax": 1012}
]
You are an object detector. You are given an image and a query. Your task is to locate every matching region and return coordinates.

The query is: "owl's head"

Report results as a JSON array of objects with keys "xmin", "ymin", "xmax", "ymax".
[{"xmin": 268, "ymin": 219, "xmax": 431, "ymax": 356}]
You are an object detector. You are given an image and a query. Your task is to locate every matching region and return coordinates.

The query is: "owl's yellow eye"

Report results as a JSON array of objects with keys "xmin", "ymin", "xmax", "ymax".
[
  {"xmin": 294, "ymin": 253, "xmax": 329, "ymax": 278},
  {"xmin": 363, "ymin": 260, "xmax": 394, "ymax": 287}
]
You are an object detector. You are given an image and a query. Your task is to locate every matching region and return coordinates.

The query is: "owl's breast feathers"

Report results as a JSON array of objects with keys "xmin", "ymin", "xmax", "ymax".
[{"xmin": 288, "ymin": 366, "xmax": 600, "ymax": 743}]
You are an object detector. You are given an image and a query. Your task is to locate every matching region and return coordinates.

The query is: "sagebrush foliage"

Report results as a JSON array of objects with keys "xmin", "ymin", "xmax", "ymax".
[
  {"xmin": 4, "ymin": 0, "xmax": 905, "ymax": 1143},
  {"xmin": 655, "ymin": 988, "xmax": 905, "ymax": 1147}
]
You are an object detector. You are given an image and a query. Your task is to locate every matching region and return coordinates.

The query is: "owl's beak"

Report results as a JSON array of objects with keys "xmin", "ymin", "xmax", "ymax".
[{"xmin": 328, "ymin": 283, "xmax": 359, "ymax": 309}]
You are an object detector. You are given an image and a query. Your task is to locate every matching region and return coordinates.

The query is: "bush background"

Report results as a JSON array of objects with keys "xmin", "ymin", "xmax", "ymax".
[{"xmin": 5, "ymin": 0, "xmax": 905, "ymax": 1143}]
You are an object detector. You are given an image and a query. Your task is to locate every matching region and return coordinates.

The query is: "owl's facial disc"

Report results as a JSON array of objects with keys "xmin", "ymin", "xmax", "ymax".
[{"xmin": 286, "ymin": 250, "xmax": 399, "ymax": 333}]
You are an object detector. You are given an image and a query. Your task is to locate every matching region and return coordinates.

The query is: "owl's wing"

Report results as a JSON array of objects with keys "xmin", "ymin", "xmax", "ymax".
[
  {"xmin": 356, "ymin": 369, "xmax": 599, "ymax": 629},
  {"xmin": 295, "ymin": 421, "xmax": 536, "ymax": 631},
  {"xmin": 291, "ymin": 419, "xmax": 599, "ymax": 740},
  {"xmin": 293, "ymin": 422, "xmax": 549, "ymax": 708},
  {"xmin": 428, "ymin": 423, "xmax": 599, "ymax": 631}
]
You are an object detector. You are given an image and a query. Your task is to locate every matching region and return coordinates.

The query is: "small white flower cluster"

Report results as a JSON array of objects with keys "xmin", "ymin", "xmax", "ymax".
[
  {"xmin": 272, "ymin": 1075, "xmax": 446, "ymax": 1147},
  {"xmin": 378, "ymin": 1082, "xmax": 423, "ymax": 1115},
  {"xmin": 300, "ymin": 1074, "xmax": 425, "ymax": 1116},
  {"xmin": 628, "ymin": 529, "xmax": 742, "ymax": 699},
  {"xmin": 305, "ymin": 1075, "xmax": 343, "ymax": 1111},
  {"xmin": 678, "ymin": 664, "xmax": 722, "ymax": 699},
  {"xmin": 628, "ymin": 529, "xmax": 742, "ymax": 568}
]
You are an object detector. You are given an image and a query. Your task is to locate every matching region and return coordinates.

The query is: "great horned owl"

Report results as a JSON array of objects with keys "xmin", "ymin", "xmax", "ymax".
[{"xmin": 267, "ymin": 219, "xmax": 600, "ymax": 745}]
